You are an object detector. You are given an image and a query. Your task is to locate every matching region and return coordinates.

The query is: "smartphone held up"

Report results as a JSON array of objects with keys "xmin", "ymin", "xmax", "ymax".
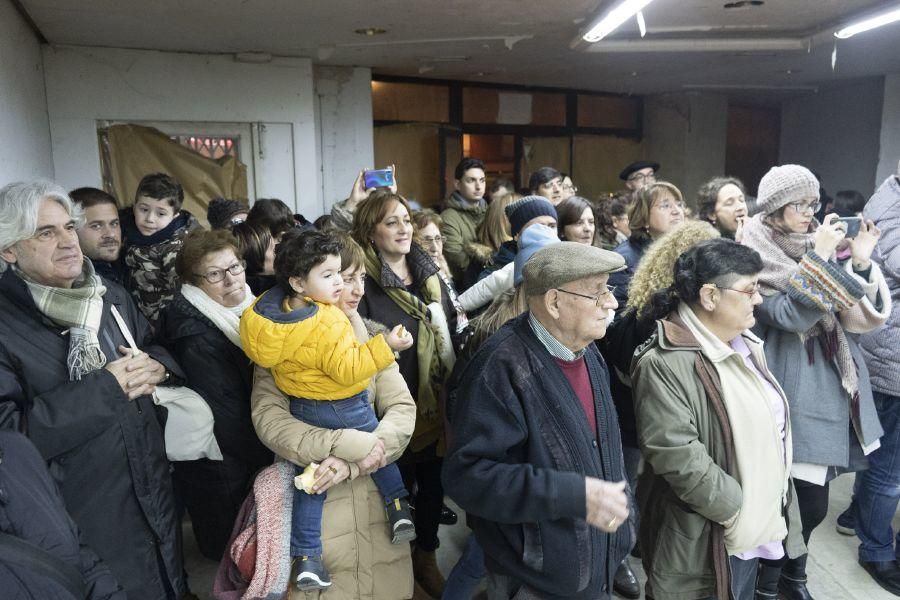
[{"xmin": 363, "ymin": 168, "xmax": 395, "ymax": 190}]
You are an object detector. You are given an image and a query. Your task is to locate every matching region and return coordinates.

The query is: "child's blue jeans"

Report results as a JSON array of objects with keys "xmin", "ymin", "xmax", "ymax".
[{"xmin": 289, "ymin": 390, "xmax": 408, "ymax": 557}]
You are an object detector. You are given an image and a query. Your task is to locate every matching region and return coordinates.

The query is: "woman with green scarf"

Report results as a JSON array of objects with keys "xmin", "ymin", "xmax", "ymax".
[{"xmin": 351, "ymin": 191, "xmax": 460, "ymax": 599}]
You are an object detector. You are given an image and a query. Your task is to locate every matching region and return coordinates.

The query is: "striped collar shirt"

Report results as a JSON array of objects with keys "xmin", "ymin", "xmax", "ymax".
[{"xmin": 528, "ymin": 312, "xmax": 585, "ymax": 361}]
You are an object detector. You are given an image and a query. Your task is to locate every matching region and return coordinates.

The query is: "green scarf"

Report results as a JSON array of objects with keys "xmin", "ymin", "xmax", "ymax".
[
  {"xmin": 363, "ymin": 245, "xmax": 446, "ymax": 419},
  {"xmin": 19, "ymin": 259, "xmax": 108, "ymax": 380}
]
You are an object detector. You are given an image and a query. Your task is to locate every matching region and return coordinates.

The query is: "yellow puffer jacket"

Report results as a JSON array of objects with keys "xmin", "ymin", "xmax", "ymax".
[{"xmin": 240, "ymin": 287, "xmax": 395, "ymax": 400}]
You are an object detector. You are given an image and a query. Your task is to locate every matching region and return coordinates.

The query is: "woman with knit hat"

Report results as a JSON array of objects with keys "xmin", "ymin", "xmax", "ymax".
[{"xmin": 742, "ymin": 164, "xmax": 890, "ymax": 599}]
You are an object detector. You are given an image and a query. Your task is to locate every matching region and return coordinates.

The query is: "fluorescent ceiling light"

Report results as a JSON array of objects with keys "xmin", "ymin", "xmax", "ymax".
[
  {"xmin": 584, "ymin": 38, "xmax": 806, "ymax": 52},
  {"xmin": 835, "ymin": 6, "xmax": 900, "ymax": 39},
  {"xmin": 582, "ymin": 0, "xmax": 656, "ymax": 42}
]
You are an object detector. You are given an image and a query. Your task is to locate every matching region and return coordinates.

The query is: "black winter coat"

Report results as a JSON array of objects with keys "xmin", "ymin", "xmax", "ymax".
[
  {"xmin": 358, "ymin": 244, "xmax": 459, "ymax": 452},
  {"xmin": 0, "ymin": 269, "xmax": 185, "ymax": 600},
  {"xmin": 0, "ymin": 430, "xmax": 125, "ymax": 600},
  {"xmin": 443, "ymin": 314, "xmax": 633, "ymax": 599},
  {"xmin": 160, "ymin": 293, "xmax": 272, "ymax": 559}
]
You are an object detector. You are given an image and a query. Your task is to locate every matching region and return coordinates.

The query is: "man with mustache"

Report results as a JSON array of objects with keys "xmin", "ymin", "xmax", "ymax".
[{"xmin": 70, "ymin": 187, "xmax": 124, "ymax": 285}]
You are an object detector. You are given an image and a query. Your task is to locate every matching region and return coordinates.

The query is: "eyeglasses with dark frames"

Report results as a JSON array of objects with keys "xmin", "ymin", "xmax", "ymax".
[
  {"xmin": 556, "ymin": 285, "xmax": 617, "ymax": 307},
  {"xmin": 197, "ymin": 260, "xmax": 246, "ymax": 284}
]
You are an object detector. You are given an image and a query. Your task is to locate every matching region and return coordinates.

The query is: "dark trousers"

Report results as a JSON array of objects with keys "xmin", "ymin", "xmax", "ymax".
[
  {"xmin": 795, "ymin": 478, "xmax": 831, "ymax": 545},
  {"xmin": 853, "ymin": 392, "xmax": 900, "ymax": 562},
  {"xmin": 401, "ymin": 445, "xmax": 444, "ymax": 552},
  {"xmin": 288, "ymin": 391, "xmax": 408, "ymax": 556}
]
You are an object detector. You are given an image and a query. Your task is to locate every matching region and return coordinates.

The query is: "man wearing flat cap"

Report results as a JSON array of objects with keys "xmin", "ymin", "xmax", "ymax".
[
  {"xmin": 443, "ymin": 242, "xmax": 633, "ymax": 600},
  {"xmin": 620, "ymin": 160, "xmax": 659, "ymax": 192}
]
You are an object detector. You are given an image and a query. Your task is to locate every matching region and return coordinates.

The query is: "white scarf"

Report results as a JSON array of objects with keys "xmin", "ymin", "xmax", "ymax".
[{"xmin": 180, "ymin": 283, "xmax": 255, "ymax": 348}]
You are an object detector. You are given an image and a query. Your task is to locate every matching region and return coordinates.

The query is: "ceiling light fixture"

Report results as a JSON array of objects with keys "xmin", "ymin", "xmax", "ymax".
[
  {"xmin": 354, "ymin": 27, "xmax": 387, "ymax": 36},
  {"xmin": 636, "ymin": 11, "xmax": 647, "ymax": 38},
  {"xmin": 582, "ymin": 0, "xmax": 656, "ymax": 42},
  {"xmin": 834, "ymin": 5, "xmax": 900, "ymax": 39}
]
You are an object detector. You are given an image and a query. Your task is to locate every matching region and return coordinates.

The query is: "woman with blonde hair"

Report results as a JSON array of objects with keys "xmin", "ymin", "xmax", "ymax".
[
  {"xmin": 609, "ymin": 181, "xmax": 686, "ymax": 307},
  {"xmin": 468, "ymin": 192, "xmax": 520, "ymax": 285},
  {"xmin": 599, "ymin": 220, "xmax": 720, "ymax": 598}
]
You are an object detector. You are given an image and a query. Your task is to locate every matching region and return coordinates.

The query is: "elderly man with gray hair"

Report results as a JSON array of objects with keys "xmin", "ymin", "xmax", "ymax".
[
  {"xmin": 443, "ymin": 242, "xmax": 633, "ymax": 600},
  {"xmin": 0, "ymin": 180, "xmax": 187, "ymax": 600}
]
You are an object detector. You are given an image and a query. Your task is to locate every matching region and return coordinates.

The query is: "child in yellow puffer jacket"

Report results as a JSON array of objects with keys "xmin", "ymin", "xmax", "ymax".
[{"xmin": 240, "ymin": 229, "xmax": 415, "ymax": 593}]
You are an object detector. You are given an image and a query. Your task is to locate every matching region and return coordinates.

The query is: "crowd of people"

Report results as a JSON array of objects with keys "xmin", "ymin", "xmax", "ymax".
[{"xmin": 0, "ymin": 154, "xmax": 899, "ymax": 600}]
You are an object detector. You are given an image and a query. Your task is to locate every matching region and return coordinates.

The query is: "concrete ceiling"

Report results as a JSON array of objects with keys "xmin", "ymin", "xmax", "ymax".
[{"xmin": 18, "ymin": 0, "xmax": 900, "ymax": 98}]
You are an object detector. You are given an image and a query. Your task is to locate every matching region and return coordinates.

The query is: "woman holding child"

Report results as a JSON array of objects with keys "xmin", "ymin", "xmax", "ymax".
[
  {"xmin": 249, "ymin": 232, "xmax": 417, "ymax": 599},
  {"xmin": 351, "ymin": 191, "xmax": 460, "ymax": 599}
]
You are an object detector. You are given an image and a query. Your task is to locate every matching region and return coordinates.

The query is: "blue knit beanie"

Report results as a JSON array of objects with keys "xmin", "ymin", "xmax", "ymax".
[
  {"xmin": 514, "ymin": 223, "xmax": 560, "ymax": 285},
  {"xmin": 506, "ymin": 195, "xmax": 558, "ymax": 236}
]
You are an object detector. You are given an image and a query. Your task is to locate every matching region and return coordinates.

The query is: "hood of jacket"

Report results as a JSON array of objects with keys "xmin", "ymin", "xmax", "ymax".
[
  {"xmin": 239, "ymin": 286, "xmax": 321, "ymax": 369},
  {"xmin": 446, "ymin": 191, "xmax": 487, "ymax": 214},
  {"xmin": 121, "ymin": 208, "xmax": 198, "ymax": 248}
]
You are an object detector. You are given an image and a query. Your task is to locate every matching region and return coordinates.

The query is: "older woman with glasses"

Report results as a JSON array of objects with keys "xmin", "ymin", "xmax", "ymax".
[
  {"xmin": 610, "ymin": 181, "xmax": 686, "ymax": 308},
  {"xmin": 742, "ymin": 165, "xmax": 890, "ymax": 599},
  {"xmin": 632, "ymin": 239, "xmax": 805, "ymax": 600},
  {"xmin": 161, "ymin": 229, "xmax": 272, "ymax": 560}
]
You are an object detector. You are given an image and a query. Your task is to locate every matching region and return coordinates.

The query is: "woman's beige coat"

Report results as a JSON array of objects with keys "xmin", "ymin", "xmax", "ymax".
[{"xmin": 251, "ymin": 312, "xmax": 416, "ymax": 599}]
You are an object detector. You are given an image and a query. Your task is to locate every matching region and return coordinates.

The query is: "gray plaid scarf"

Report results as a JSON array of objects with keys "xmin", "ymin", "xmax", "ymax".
[{"xmin": 19, "ymin": 260, "xmax": 108, "ymax": 380}]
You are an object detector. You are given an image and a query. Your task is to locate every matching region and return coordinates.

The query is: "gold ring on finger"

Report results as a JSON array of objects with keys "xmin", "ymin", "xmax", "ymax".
[{"xmin": 328, "ymin": 465, "xmax": 338, "ymax": 474}]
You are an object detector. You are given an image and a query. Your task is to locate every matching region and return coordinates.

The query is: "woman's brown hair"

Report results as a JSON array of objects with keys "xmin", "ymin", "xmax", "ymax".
[
  {"xmin": 628, "ymin": 181, "xmax": 684, "ymax": 244},
  {"xmin": 350, "ymin": 191, "xmax": 414, "ymax": 249},
  {"xmin": 175, "ymin": 229, "xmax": 241, "ymax": 286}
]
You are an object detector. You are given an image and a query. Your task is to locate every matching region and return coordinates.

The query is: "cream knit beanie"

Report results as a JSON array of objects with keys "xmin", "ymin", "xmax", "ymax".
[{"xmin": 757, "ymin": 164, "xmax": 820, "ymax": 215}]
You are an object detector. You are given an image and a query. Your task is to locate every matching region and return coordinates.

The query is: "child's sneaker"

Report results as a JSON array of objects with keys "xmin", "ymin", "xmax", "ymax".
[
  {"xmin": 388, "ymin": 498, "xmax": 417, "ymax": 544},
  {"xmin": 291, "ymin": 555, "xmax": 332, "ymax": 591}
]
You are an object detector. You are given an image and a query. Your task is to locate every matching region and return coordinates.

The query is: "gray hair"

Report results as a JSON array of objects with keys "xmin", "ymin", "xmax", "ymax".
[{"xmin": 0, "ymin": 180, "xmax": 83, "ymax": 271}]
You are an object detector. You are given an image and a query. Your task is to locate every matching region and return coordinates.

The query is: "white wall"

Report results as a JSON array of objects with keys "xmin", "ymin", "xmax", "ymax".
[
  {"xmin": 643, "ymin": 92, "xmax": 728, "ymax": 206},
  {"xmin": 780, "ymin": 78, "xmax": 885, "ymax": 197},
  {"xmin": 0, "ymin": 0, "xmax": 54, "ymax": 183},
  {"xmin": 41, "ymin": 45, "xmax": 321, "ymax": 217},
  {"xmin": 315, "ymin": 66, "xmax": 375, "ymax": 209},
  {"xmin": 876, "ymin": 73, "xmax": 900, "ymax": 186}
]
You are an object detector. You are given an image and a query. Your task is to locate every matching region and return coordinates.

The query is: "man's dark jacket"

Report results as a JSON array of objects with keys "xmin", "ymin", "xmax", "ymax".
[
  {"xmin": 0, "ymin": 268, "xmax": 186, "ymax": 600},
  {"xmin": 0, "ymin": 429, "xmax": 125, "ymax": 599},
  {"xmin": 443, "ymin": 314, "xmax": 633, "ymax": 599}
]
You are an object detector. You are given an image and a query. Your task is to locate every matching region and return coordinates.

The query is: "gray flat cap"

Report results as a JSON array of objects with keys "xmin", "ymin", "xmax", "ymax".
[{"xmin": 522, "ymin": 241, "xmax": 626, "ymax": 297}]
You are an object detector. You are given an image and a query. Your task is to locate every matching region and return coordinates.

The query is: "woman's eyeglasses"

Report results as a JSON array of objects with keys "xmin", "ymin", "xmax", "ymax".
[{"xmin": 197, "ymin": 261, "xmax": 246, "ymax": 284}]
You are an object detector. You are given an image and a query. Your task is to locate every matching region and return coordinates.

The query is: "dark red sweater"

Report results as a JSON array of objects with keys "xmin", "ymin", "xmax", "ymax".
[{"xmin": 555, "ymin": 356, "xmax": 597, "ymax": 436}]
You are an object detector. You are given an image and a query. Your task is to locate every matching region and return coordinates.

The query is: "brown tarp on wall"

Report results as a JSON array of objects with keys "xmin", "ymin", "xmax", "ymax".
[{"xmin": 99, "ymin": 123, "xmax": 249, "ymax": 227}]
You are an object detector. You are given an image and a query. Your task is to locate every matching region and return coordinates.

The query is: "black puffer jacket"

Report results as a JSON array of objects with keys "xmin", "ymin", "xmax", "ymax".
[
  {"xmin": 0, "ymin": 430, "xmax": 125, "ymax": 599},
  {"xmin": 160, "ymin": 292, "xmax": 272, "ymax": 559},
  {"xmin": 0, "ymin": 269, "xmax": 186, "ymax": 600}
]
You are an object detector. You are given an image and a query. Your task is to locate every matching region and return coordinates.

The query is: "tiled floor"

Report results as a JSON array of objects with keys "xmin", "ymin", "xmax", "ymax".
[{"xmin": 185, "ymin": 473, "xmax": 898, "ymax": 599}]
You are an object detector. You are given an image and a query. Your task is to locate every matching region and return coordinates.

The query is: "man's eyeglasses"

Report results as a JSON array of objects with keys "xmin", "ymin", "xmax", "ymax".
[
  {"xmin": 787, "ymin": 201, "xmax": 821, "ymax": 214},
  {"xmin": 556, "ymin": 285, "xmax": 616, "ymax": 307},
  {"xmin": 563, "ymin": 184, "xmax": 578, "ymax": 194},
  {"xmin": 628, "ymin": 172, "xmax": 656, "ymax": 183},
  {"xmin": 419, "ymin": 235, "xmax": 443, "ymax": 245},
  {"xmin": 197, "ymin": 261, "xmax": 246, "ymax": 284}
]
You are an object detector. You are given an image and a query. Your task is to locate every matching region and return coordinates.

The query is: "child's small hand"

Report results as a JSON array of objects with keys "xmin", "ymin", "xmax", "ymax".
[{"xmin": 385, "ymin": 324, "xmax": 413, "ymax": 351}]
